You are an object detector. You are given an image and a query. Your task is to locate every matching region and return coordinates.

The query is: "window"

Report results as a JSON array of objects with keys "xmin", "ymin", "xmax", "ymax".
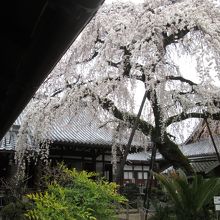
[
  {"xmin": 96, "ymin": 162, "xmax": 103, "ymax": 173},
  {"xmin": 134, "ymin": 166, "xmax": 142, "ymax": 171},
  {"xmin": 143, "ymin": 172, "xmax": 148, "ymax": 179},
  {"xmin": 137, "ymin": 172, "xmax": 143, "ymax": 180},
  {"xmin": 124, "ymin": 171, "xmax": 133, "ymax": 179},
  {"xmin": 137, "ymin": 172, "xmax": 143, "ymax": 179},
  {"xmin": 143, "ymin": 166, "xmax": 149, "ymax": 171},
  {"xmin": 124, "ymin": 165, "xmax": 132, "ymax": 170}
]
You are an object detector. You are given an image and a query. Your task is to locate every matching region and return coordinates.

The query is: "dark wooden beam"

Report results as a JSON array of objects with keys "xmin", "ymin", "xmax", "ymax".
[{"xmin": 0, "ymin": 0, "xmax": 104, "ymax": 139}]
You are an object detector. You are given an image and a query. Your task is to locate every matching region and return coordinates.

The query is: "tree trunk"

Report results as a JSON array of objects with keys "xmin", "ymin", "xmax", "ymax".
[{"xmin": 156, "ymin": 136, "xmax": 194, "ymax": 174}]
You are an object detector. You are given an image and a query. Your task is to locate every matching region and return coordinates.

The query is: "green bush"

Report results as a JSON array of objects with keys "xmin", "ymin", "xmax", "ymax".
[
  {"xmin": 150, "ymin": 186, "xmax": 169, "ymax": 203},
  {"xmin": 154, "ymin": 170, "xmax": 220, "ymax": 220},
  {"xmin": 148, "ymin": 203, "xmax": 175, "ymax": 220},
  {"xmin": 25, "ymin": 165, "xmax": 126, "ymax": 220},
  {"xmin": 120, "ymin": 183, "xmax": 139, "ymax": 205},
  {"xmin": 1, "ymin": 199, "xmax": 32, "ymax": 220},
  {"xmin": 0, "ymin": 175, "xmax": 32, "ymax": 220}
]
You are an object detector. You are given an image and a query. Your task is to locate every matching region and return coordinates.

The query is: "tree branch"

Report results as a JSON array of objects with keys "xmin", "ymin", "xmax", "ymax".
[
  {"xmin": 165, "ymin": 111, "xmax": 220, "ymax": 127},
  {"xmin": 88, "ymin": 91, "xmax": 193, "ymax": 173},
  {"xmin": 96, "ymin": 96, "xmax": 155, "ymax": 135},
  {"xmin": 165, "ymin": 75, "xmax": 197, "ymax": 86},
  {"xmin": 75, "ymin": 32, "xmax": 104, "ymax": 65},
  {"xmin": 162, "ymin": 23, "xmax": 198, "ymax": 48},
  {"xmin": 75, "ymin": 51, "xmax": 99, "ymax": 65}
]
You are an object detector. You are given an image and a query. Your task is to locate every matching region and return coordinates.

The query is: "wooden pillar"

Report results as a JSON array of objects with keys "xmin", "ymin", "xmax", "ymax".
[
  {"xmin": 102, "ymin": 150, "xmax": 105, "ymax": 176},
  {"xmin": 92, "ymin": 149, "xmax": 96, "ymax": 172},
  {"xmin": 7, "ymin": 153, "xmax": 17, "ymax": 179},
  {"xmin": 144, "ymin": 144, "xmax": 157, "ymax": 220}
]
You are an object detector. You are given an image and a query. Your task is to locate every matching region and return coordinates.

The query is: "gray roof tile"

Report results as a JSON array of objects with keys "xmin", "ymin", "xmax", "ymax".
[
  {"xmin": 163, "ymin": 160, "xmax": 220, "ymax": 174},
  {"xmin": 46, "ymin": 110, "xmax": 113, "ymax": 146},
  {"xmin": 191, "ymin": 160, "xmax": 220, "ymax": 174},
  {"xmin": 127, "ymin": 151, "xmax": 162, "ymax": 161},
  {"xmin": 180, "ymin": 136, "xmax": 220, "ymax": 157},
  {"xmin": 0, "ymin": 130, "xmax": 17, "ymax": 150}
]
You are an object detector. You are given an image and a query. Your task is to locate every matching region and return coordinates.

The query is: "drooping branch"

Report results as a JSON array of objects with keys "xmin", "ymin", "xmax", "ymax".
[
  {"xmin": 107, "ymin": 61, "xmax": 121, "ymax": 68},
  {"xmin": 152, "ymin": 75, "xmax": 197, "ymax": 88},
  {"xmin": 166, "ymin": 75, "xmax": 197, "ymax": 86},
  {"xmin": 107, "ymin": 44, "xmax": 133, "ymax": 78},
  {"xmin": 120, "ymin": 45, "xmax": 132, "ymax": 78},
  {"xmin": 97, "ymin": 96, "xmax": 155, "ymax": 135},
  {"xmin": 96, "ymin": 93, "xmax": 193, "ymax": 174},
  {"xmin": 75, "ymin": 31, "xmax": 104, "ymax": 65},
  {"xmin": 75, "ymin": 51, "xmax": 99, "ymax": 65},
  {"xmin": 107, "ymin": 60, "xmax": 147, "ymax": 82},
  {"xmin": 162, "ymin": 22, "xmax": 198, "ymax": 49},
  {"xmin": 165, "ymin": 111, "xmax": 220, "ymax": 127}
]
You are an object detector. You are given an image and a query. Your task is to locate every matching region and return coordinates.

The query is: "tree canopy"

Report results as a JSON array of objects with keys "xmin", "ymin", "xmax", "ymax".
[{"xmin": 16, "ymin": 0, "xmax": 220, "ymax": 176}]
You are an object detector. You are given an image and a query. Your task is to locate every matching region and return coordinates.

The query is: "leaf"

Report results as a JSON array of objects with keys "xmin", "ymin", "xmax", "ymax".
[{"xmin": 154, "ymin": 171, "xmax": 220, "ymax": 219}]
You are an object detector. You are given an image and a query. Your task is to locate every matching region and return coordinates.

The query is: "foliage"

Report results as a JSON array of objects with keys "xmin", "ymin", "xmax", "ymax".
[
  {"xmin": 25, "ymin": 165, "xmax": 126, "ymax": 220},
  {"xmin": 120, "ymin": 183, "xmax": 140, "ymax": 207},
  {"xmin": 150, "ymin": 186, "xmax": 169, "ymax": 203},
  {"xmin": 148, "ymin": 202, "xmax": 175, "ymax": 220},
  {"xmin": 0, "ymin": 176, "xmax": 32, "ymax": 220},
  {"xmin": 149, "ymin": 187, "xmax": 174, "ymax": 220},
  {"xmin": 154, "ymin": 170, "xmax": 220, "ymax": 220},
  {"xmin": 0, "ymin": 175, "xmax": 29, "ymax": 202},
  {"xmin": 120, "ymin": 183, "xmax": 139, "ymax": 201},
  {"xmin": 1, "ymin": 200, "xmax": 32, "ymax": 220}
]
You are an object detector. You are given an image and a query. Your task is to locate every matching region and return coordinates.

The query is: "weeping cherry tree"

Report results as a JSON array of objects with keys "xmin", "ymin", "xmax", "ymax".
[{"xmin": 16, "ymin": 0, "xmax": 220, "ymax": 181}]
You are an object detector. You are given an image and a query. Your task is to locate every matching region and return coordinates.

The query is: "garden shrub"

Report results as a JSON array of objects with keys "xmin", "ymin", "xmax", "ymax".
[
  {"xmin": 25, "ymin": 165, "xmax": 126, "ymax": 220},
  {"xmin": 1, "ymin": 199, "xmax": 32, "ymax": 220},
  {"xmin": 148, "ymin": 202, "xmax": 175, "ymax": 220},
  {"xmin": 0, "ymin": 175, "xmax": 32, "ymax": 220},
  {"xmin": 121, "ymin": 183, "xmax": 139, "ymax": 201},
  {"xmin": 154, "ymin": 170, "xmax": 220, "ymax": 220},
  {"xmin": 120, "ymin": 183, "xmax": 140, "ymax": 207}
]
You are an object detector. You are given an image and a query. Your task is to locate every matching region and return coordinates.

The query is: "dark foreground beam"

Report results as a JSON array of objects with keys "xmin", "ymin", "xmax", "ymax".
[{"xmin": 0, "ymin": 0, "xmax": 104, "ymax": 139}]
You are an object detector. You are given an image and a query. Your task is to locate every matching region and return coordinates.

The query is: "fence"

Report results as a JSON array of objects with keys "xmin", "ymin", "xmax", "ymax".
[{"xmin": 117, "ymin": 197, "xmax": 155, "ymax": 220}]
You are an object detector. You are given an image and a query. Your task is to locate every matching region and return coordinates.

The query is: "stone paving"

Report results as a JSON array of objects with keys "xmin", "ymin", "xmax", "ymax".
[
  {"xmin": 118, "ymin": 213, "xmax": 143, "ymax": 220},
  {"xmin": 118, "ymin": 209, "xmax": 154, "ymax": 220}
]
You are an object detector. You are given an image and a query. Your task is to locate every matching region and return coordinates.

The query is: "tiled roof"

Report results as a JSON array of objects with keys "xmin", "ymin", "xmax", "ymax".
[
  {"xmin": 179, "ymin": 136, "xmax": 220, "ymax": 157},
  {"xmin": 127, "ymin": 152, "xmax": 151, "ymax": 161},
  {"xmin": 163, "ymin": 160, "xmax": 220, "ymax": 174},
  {"xmin": 126, "ymin": 136, "xmax": 220, "ymax": 162},
  {"xmin": 191, "ymin": 160, "xmax": 220, "ymax": 174},
  {"xmin": 47, "ymin": 110, "xmax": 113, "ymax": 146},
  {"xmin": 0, "ymin": 108, "xmax": 150, "ymax": 150},
  {"xmin": 13, "ymin": 115, "xmax": 23, "ymax": 126},
  {"xmin": 127, "ymin": 151, "xmax": 162, "ymax": 161},
  {"xmin": 0, "ymin": 112, "xmax": 24, "ymax": 150},
  {"xmin": 0, "ymin": 129, "xmax": 17, "ymax": 151},
  {"xmin": 46, "ymin": 109, "xmax": 150, "ymax": 148},
  {"xmin": 184, "ymin": 120, "xmax": 220, "ymax": 145}
]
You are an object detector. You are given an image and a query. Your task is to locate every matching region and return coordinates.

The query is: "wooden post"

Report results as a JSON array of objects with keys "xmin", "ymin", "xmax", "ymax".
[
  {"xmin": 204, "ymin": 118, "xmax": 220, "ymax": 163},
  {"xmin": 115, "ymin": 90, "xmax": 148, "ymax": 184},
  {"xmin": 102, "ymin": 151, "xmax": 105, "ymax": 176},
  {"xmin": 126, "ymin": 202, "xmax": 129, "ymax": 220},
  {"xmin": 140, "ymin": 209, "xmax": 145, "ymax": 220},
  {"xmin": 144, "ymin": 144, "xmax": 157, "ymax": 220}
]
